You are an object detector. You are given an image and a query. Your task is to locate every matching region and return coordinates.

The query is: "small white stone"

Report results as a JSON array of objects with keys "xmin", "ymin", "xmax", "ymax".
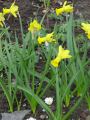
[
  {"xmin": 46, "ymin": 115, "xmax": 49, "ymax": 119},
  {"xmin": 42, "ymin": 109, "xmax": 46, "ymax": 112},
  {"xmin": 44, "ymin": 97, "xmax": 53, "ymax": 105},
  {"xmin": 26, "ymin": 117, "xmax": 36, "ymax": 120},
  {"xmin": 42, "ymin": 9, "xmax": 47, "ymax": 13},
  {"xmin": 40, "ymin": 114, "xmax": 46, "ymax": 119},
  {"xmin": 23, "ymin": 103, "xmax": 26, "ymax": 107},
  {"xmin": 40, "ymin": 56, "xmax": 42, "ymax": 59}
]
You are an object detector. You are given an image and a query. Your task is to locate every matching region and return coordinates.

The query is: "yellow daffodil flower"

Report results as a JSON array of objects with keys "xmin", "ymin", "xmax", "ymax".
[
  {"xmin": 38, "ymin": 32, "xmax": 56, "ymax": 44},
  {"xmin": 28, "ymin": 19, "xmax": 41, "ymax": 32},
  {"xmin": 3, "ymin": 2, "xmax": 18, "ymax": 17},
  {"xmin": 56, "ymin": 1, "xmax": 73, "ymax": 15},
  {"xmin": 0, "ymin": 12, "xmax": 5, "ymax": 27},
  {"xmin": 81, "ymin": 23, "xmax": 90, "ymax": 39},
  {"xmin": 51, "ymin": 45, "xmax": 72, "ymax": 67}
]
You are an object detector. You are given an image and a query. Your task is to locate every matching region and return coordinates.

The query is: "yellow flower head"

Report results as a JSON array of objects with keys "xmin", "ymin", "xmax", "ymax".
[
  {"xmin": 3, "ymin": 2, "xmax": 18, "ymax": 17},
  {"xmin": 0, "ymin": 12, "xmax": 5, "ymax": 27},
  {"xmin": 81, "ymin": 23, "xmax": 90, "ymax": 39},
  {"xmin": 64, "ymin": 5, "xmax": 73, "ymax": 13},
  {"xmin": 51, "ymin": 46, "xmax": 72, "ymax": 67},
  {"xmin": 38, "ymin": 32, "xmax": 56, "ymax": 44},
  {"xmin": 28, "ymin": 19, "xmax": 41, "ymax": 32},
  {"xmin": 56, "ymin": 1, "xmax": 73, "ymax": 15}
]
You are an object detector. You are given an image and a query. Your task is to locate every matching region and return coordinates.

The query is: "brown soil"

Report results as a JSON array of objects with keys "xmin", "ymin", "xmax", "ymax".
[{"xmin": 75, "ymin": 0, "xmax": 90, "ymax": 20}]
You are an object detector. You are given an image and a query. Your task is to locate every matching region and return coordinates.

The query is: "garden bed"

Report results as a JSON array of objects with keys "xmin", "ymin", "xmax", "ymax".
[{"xmin": 0, "ymin": 0, "xmax": 90, "ymax": 120}]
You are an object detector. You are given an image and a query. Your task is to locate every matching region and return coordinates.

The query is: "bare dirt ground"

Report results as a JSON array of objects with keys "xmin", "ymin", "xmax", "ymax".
[{"xmin": 75, "ymin": 0, "xmax": 90, "ymax": 19}]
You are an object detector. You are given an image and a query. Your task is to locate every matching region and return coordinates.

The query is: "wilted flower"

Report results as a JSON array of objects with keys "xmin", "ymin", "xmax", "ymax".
[
  {"xmin": 26, "ymin": 117, "xmax": 36, "ymax": 120},
  {"xmin": 0, "ymin": 12, "xmax": 5, "ymax": 27},
  {"xmin": 51, "ymin": 45, "xmax": 72, "ymax": 67},
  {"xmin": 56, "ymin": 1, "xmax": 73, "ymax": 15},
  {"xmin": 38, "ymin": 32, "xmax": 56, "ymax": 44},
  {"xmin": 3, "ymin": 2, "xmax": 18, "ymax": 17},
  {"xmin": 45, "ymin": 97, "xmax": 53, "ymax": 105},
  {"xmin": 81, "ymin": 22, "xmax": 90, "ymax": 39},
  {"xmin": 28, "ymin": 19, "xmax": 41, "ymax": 32}
]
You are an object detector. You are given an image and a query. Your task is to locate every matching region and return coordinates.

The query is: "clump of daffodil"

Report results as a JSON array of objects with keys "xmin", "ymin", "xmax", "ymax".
[
  {"xmin": 56, "ymin": 1, "xmax": 73, "ymax": 15},
  {"xmin": 38, "ymin": 32, "xmax": 56, "ymax": 44},
  {"xmin": 51, "ymin": 45, "xmax": 72, "ymax": 67},
  {"xmin": 28, "ymin": 19, "xmax": 41, "ymax": 33},
  {"xmin": 81, "ymin": 23, "xmax": 90, "ymax": 39},
  {"xmin": 3, "ymin": 2, "xmax": 18, "ymax": 17},
  {"xmin": 0, "ymin": 12, "xmax": 5, "ymax": 27}
]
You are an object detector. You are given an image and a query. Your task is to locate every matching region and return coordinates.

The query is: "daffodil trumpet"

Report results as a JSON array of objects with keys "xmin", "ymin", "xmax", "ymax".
[
  {"xmin": 51, "ymin": 45, "xmax": 72, "ymax": 67},
  {"xmin": 28, "ymin": 19, "xmax": 41, "ymax": 33},
  {"xmin": 55, "ymin": 1, "xmax": 73, "ymax": 15}
]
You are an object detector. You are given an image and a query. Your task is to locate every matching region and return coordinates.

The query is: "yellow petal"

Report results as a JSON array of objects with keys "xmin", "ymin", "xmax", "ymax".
[
  {"xmin": 46, "ymin": 32, "xmax": 56, "ymax": 42},
  {"xmin": 38, "ymin": 37, "xmax": 45, "ymax": 44},
  {"xmin": 51, "ymin": 57, "xmax": 61, "ymax": 68},
  {"xmin": 38, "ymin": 32, "xmax": 56, "ymax": 44},
  {"xmin": 51, "ymin": 46, "xmax": 72, "ymax": 67},
  {"xmin": 3, "ymin": 2, "xmax": 18, "ymax": 17},
  {"xmin": 63, "ymin": 1, "xmax": 67, "ymax": 7},
  {"xmin": 55, "ymin": 1, "xmax": 73, "ymax": 15},
  {"xmin": 81, "ymin": 23, "xmax": 90, "ymax": 39},
  {"xmin": 56, "ymin": 8, "xmax": 64, "ymax": 15},
  {"xmin": 58, "ymin": 46, "xmax": 72, "ymax": 59},
  {"xmin": 28, "ymin": 20, "xmax": 41, "ymax": 32},
  {"xmin": 64, "ymin": 5, "xmax": 73, "ymax": 13},
  {"xmin": 0, "ymin": 22, "xmax": 3, "ymax": 27},
  {"xmin": 0, "ymin": 12, "xmax": 5, "ymax": 27},
  {"xmin": 3, "ymin": 9, "xmax": 10, "ymax": 15}
]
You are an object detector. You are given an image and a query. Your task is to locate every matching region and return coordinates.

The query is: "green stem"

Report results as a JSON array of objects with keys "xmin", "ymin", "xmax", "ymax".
[
  {"xmin": 31, "ymin": 37, "xmax": 35, "ymax": 92},
  {"xmin": 40, "ymin": 8, "xmax": 49, "ymax": 25},
  {"xmin": 36, "ymin": 46, "xmax": 52, "ymax": 95},
  {"xmin": 18, "ymin": 12, "xmax": 24, "ymax": 43},
  {"xmin": 56, "ymin": 68, "xmax": 62, "ymax": 120}
]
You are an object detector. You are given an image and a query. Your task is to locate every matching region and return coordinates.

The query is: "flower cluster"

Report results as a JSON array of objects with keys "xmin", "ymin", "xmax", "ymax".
[
  {"xmin": 0, "ymin": 2, "xmax": 18, "ymax": 27},
  {"xmin": 27, "ymin": 1, "xmax": 73, "ymax": 68},
  {"xmin": 0, "ymin": 1, "xmax": 89, "ymax": 69},
  {"xmin": 28, "ymin": 19, "xmax": 72, "ymax": 67},
  {"xmin": 55, "ymin": 1, "xmax": 73, "ymax": 15}
]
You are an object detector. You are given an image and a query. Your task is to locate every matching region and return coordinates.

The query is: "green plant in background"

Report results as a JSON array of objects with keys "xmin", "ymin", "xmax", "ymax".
[
  {"xmin": 0, "ymin": 2, "xmax": 19, "ymax": 112},
  {"xmin": 0, "ymin": 1, "xmax": 90, "ymax": 120},
  {"xmin": 43, "ymin": 0, "xmax": 50, "ymax": 8},
  {"xmin": 0, "ymin": 2, "xmax": 56, "ymax": 114}
]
